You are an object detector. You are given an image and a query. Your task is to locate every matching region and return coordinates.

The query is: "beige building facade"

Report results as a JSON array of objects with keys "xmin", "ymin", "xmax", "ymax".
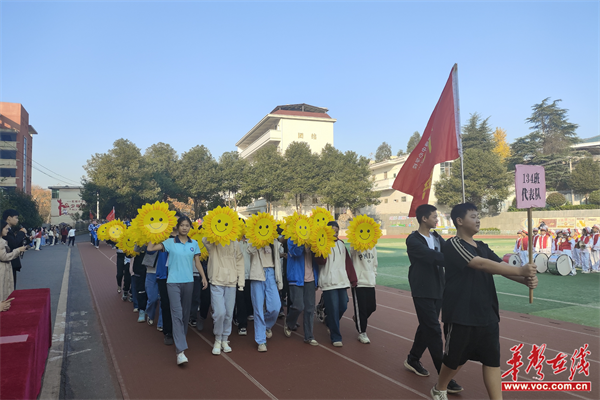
[{"xmin": 49, "ymin": 186, "xmax": 85, "ymax": 225}]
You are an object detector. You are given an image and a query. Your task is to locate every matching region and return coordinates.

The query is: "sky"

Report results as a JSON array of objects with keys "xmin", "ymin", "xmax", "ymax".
[{"xmin": 1, "ymin": 0, "xmax": 598, "ymax": 189}]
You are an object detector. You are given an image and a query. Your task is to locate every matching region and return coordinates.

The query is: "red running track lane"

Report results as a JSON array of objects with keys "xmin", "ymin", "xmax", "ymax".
[{"xmin": 79, "ymin": 242, "xmax": 599, "ymax": 400}]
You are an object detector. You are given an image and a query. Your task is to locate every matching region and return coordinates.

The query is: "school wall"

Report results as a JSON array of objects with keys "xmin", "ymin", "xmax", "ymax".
[{"xmin": 479, "ymin": 210, "xmax": 600, "ymax": 233}]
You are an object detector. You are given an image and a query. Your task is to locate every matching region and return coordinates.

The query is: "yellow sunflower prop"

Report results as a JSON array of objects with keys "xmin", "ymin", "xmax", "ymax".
[
  {"xmin": 283, "ymin": 212, "xmax": 313, "ymax": 246},
  {"xmin": 116, "ymin": 228, "xmax": 140, "ymax": 257},
  {"xmin": 310, "ymin": 207, "xmax": 334, "ymax": 228},
  {"xmin": 135, "ymin": 201, "xmax": 178, "ymax": 244},
  {"xmin": 309, "ymin": 224, "xmax": 336, "ymax": 258},
  {"xmin": 189, "ymin": 225, "xmax": 209, "ymax": 261},
  {"xmin": 105, "ymin": 219, "xmax": 128, "ymax": 242},
  {"xmin": 347, "ymin": 215, "xmax": 382, "ymax": 252},
  {"xmin": 203, "ymin": 206, "xmax": 240, "ymax": 246},
  {"xmin": 97, "ymin": 224, "xmax": 110, "ymax": 242},
  {"xmin": 246, "ymin": 212, "xmax": 278, "ymax": 249}
]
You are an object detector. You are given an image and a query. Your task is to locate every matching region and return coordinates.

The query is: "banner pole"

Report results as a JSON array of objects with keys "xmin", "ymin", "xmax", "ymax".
[{"xmin": 528, "ymin": 207, "xmax": 534, "ymax": 304}]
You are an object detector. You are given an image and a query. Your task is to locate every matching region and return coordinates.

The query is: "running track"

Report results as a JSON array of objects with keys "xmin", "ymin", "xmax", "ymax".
[{"xmin": 79, "ymin": 242, "xmax": 599, "ymax": 399}]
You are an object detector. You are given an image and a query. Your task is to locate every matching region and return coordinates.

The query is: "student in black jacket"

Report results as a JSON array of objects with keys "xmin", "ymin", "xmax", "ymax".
[
  {"xmin": 405, "ymin": 204, "xmax": 462, "ymax": 394},
  {"xmin": 2, "ymin": 209, "xmax": 28, "ymax": 289}
]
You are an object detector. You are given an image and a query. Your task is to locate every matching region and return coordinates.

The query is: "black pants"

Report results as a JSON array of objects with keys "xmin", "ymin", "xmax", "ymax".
[
  {"xmin": 351, "ymin": 286, "xmax": 377, "ymax": 333},
  {"xmin": 68, "ymin": 236, "xmax": 75, "ymax": 246},
  {"xmin": 61, "ymin": 235, "xmax": 67, "ymax": 244},
  {"xmin": 190, "ymin": 275, "xmax": 205, "ymax": 323},
  {"xmin": 12, "ymin": 268, "xmax": 17, "ymax": 290},
  {"xmin": 157, "ymin": 278, "xmax": 173, "ymax": 336},
  {"xmin": 198, "ymin": 280, "xmax": 211, "ymax": 320},
  {"xmin": 90, "ymin": 233, "xmax": 95, "ymax": 244},
  {"xmin": 233, "ymin": 279, "xmax": 253, "ymax": 329},
  {"xmin": 132, "ymin": 270, "xmax": 147, "ymax": 311},
  {"xmin": 116, "ymin": 253, "xmax": 131, "ymax": 292},
  {"xmin": 409, "ymin": 297, "xmax": 443, "ymax": 374}
]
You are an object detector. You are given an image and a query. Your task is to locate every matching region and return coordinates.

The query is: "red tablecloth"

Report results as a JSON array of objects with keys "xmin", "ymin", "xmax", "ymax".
[{"xmin": 0, "ymin": 288, "xmax": 52, "ymax": 399}]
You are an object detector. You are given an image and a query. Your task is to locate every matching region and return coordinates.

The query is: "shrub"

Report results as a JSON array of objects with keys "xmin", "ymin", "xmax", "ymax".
[
  {"xmin": 590, "ymin": 190, "xmax": 600, "ymax": 205},
  {"xmin": 546, "ymin": 192, "xmax": 566, "ymax": 207}
]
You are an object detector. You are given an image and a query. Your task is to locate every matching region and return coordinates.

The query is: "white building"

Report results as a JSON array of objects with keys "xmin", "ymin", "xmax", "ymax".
[
  {"xmin": 236, "ymin": 104, "xmax": 336, "ymax": 160},
  {"xmin": 49, "ymin": 186, "xmax": 84, "ymax": 225}
]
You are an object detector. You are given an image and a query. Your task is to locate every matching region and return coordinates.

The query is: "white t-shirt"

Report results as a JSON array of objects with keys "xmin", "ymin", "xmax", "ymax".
[
  {"xmin": 68, "ymin": 229, "xmax": 76, "ymax": 237},
  {"xmin": 419, "ymin": 232, "xmax": 436, "ymax": 250}
]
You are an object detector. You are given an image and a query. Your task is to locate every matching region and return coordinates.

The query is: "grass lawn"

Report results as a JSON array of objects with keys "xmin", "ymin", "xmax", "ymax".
[{"xmin": 370, "ymin": 238, "xmax": 600, "ymax": 328}]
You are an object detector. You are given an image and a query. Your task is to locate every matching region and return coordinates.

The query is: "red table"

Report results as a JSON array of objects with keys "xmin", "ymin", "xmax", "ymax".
[{"xmin": 0, "ymin": 289, "xmax": 52, "ymax": 399}]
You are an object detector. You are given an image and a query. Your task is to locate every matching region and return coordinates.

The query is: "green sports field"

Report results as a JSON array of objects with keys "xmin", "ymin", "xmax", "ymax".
[{"xmin": 371, "ymin": 238, "xmax": 600, "ymax": 328}]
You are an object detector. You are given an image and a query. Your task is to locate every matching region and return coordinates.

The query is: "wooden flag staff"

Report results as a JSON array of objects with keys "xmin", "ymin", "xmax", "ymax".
[{"xmin": 527, "ymin": 208, "xmax": 534, "ymax": 303}]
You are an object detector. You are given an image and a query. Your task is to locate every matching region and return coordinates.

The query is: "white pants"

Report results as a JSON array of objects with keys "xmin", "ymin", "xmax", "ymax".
[
  {"xmin": 591, "ymin": 250, "xmax": 599, "ymax": 271},
  {"xmin": 580, "ymin": 251, "xmax": 591, "ymax": 272},
  {"xmin": 210, "ymin": 285, "xmax": 236, "ymax": 342}
]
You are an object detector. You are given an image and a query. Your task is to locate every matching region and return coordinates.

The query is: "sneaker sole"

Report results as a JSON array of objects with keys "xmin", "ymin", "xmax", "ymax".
[
  {"xmin": 447, "ymin": 387, "xmax": 464, "ymax": 394},
  {"xmin": 404, "ymin": 359, "xmax": 430, "ymax": 377}
]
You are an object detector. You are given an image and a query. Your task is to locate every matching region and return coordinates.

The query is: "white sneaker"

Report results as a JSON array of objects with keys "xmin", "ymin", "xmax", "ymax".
[
  {"xmin": 258, "ymin": 343, "xmax": 267, "ymax": 352},
  {"xmin": 212, "ymin": 340, "xmax": 222, "ymax": 355},
  {"xmin": 176, "ymin": 352, "xmax": 188, "ymax": 365},
  {"xmin": 358, "ymin": 332, "xmax": 371, "ymax": 344},
  {"xmin": 221, "ymin": 341, "xmax": 232, "ymax": 353},
  {"xmin": 431, "ymin": 384, "xmax": 448, "ymax": 400},
  {"xmin": 266, "ymin": 328, "xmax": 273, "ymax": 339},
  {"xmin": 332, "ymin": 341, "xmax": 343, "ymax": 347}
]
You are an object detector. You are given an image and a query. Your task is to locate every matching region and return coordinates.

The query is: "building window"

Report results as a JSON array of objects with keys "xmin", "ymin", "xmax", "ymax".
[
  {"xmin": 0, "ymin": 168, "xmax": 17, "ymax": 177},
  {"xmin": 311, "ymin": 133, "xmax": 317, "ymax": 139},
  {"xmin": 52, "ymin": 189, "xmax": 59, "ymax": 199},
  {"xmin": 0, "ymin": 132, "xmax": 17, "ymax": 141},
  {"xmin": 0, "ymin": 150, "xmax": 17, "ymax": 159},
  {"xmin": 393, "ymin": 173, "xmax": 397, "ymax": 178},
  {"xmin": 298, "ymin": 133, "xmax": 304, "ymax": 139},
  {"xmin": 440, "ymin": 161, "xmax": 452, "ymax": 176},
  {"xmin": 384, "ymin": 199, "xmax": 388, "ymax": 204},
  {"xmin": 401, "ymin": 196, "xmax": 407, "ymax": 202},
  {"xmin": 383, "ymin": 171, "xmax": 388, "ymax": 179}
]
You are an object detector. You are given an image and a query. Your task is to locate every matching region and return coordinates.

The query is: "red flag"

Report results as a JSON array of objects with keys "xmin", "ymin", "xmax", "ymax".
[
  {"xmin": 89, "ymin": 211, "xmax": 94, "ymax": 220},
  {"xmin": 392, "ymin": 64, "xmax": 462, "ymax": 217},
  {"xmin": 106, "ymin": 207, "xmax": 115, "ymax": 221}
]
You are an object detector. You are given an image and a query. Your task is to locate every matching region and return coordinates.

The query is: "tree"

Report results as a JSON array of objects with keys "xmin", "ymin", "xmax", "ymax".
[
  {"xmin": 144, "ymin": 143, "xmax": 181, "ymax": 201},
  {"xmin": 492, "ymin": 127, "xmax": 510, "ymax": 162},
  {"xmin": 375, "ymin": 142, "xmax": 392, "ymax": 163},
  {"xmin": 571, "ymin": 158, "xmax": 600, "ymax": 203},
  {"xmin": 82, "ymin": 139, "xmax": 160, "ymax": 218},
  {"xmin": 31, "ymin": 185, "xmax": 51, "ymax": 223},
  {"xmin": 0, "ymin": 189, "xmax": 43, "ymax": 229},
  {"xmin": 318, "ymin": 144, "xmax": 380, "ymax": 213},
  {"xmin": 396, "ymin": 148, "xmax": 405, "ymax": 157},
  {"xmin": 176, "ymin": 145, "xmax": 222, "ymax": 218},
  {"xmin": 546, "ymin": 192, "xmax": 566, "ymax": 207},
  {"xmin": 243, "ymin": 146, "xmax": 286, "ymax": 214},
  {"xmin": 434, "ymin": 148, "xmax": 511, "ymax": 216},
  {"xmin": 589, "ymin": 190, "xmax": 600, "ymax": 205},
  {"xmin": 283, "ymin": 142, "xmax": 320, "ymax": 212},
  {"xmin": 526, "ymin": 98, "xmax": 579, "ymax": 155},
  {"xmin": 218, "ymin": 151, "xmax": 250, "ymax": 210},
  {"xmin": 461, "ymin": 113, "xmax": 494, "ymax": 151},
  {"xmin": 406, "ymin": 131, "xmax": 420, "ymax": 154}
]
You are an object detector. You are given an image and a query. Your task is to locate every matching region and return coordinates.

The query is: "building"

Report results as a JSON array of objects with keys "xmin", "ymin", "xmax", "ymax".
[
  {"xmin": 235, "ymin": 103, "xmax": 336, "ymax": 160},
  {"xmin": 0, "ymin": 102, "xmax": 37, "ymax": 194},
  {"xmin": 49, "ymin": 186, "xmax": 84, "ymax": 225}
]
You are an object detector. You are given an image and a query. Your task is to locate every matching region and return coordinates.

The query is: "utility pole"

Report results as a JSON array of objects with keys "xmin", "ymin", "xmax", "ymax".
[
  {"xmin": 96, "ymin": 191, "xmax": 99, "ymax": 219},
  {"xmin": 569, "ymin": 158, "xmax": 574, "ymax": 204}
]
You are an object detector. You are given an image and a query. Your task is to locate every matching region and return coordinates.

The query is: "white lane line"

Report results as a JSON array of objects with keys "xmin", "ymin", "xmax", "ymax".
[
  {"xmin": 373, "ymin": 287, "xmax": 600, "ymax": 337},
  {"xmin": 496, "ymin": 291, "xmax": 600, "ymax": 309},
  {"xmin": 48, "ymin": 348, "xmax": 92, "ymax": 362},
  {"xmin": 190, "ymin": 329, "xmax": 278, "ymax": 400},
  {"xmin": 40, "ymin": 248, "xmax": 71, "ymax": 400},
  {"xmin": 273, "ymin": 322, "xmax": 429, "ymax": 399}
]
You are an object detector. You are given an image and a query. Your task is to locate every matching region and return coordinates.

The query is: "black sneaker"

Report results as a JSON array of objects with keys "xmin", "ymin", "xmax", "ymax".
[
  {"xmin": 404, "ymin": 357, "xmax": 430, "ymax": 377},
  {"xmin": 447, "ymin": 379, "xmax": 463, "ymax": 394},
  {"xmin": 188, "ymin": 320, "xmax": 197, "ymax": 327},
  {"xmin": 164, "ymin": 334, "xmax": 174, "ymax": 345},
  {"xmin": 122, "ymin": 291, "xmax": 128, "ymax": 301}
]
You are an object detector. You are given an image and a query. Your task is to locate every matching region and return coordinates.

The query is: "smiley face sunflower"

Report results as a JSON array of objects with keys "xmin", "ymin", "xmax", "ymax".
[
  {"xmin": 347, "ymin": 215, "xmax": 382, "ymax": 252},
  {"xmin": 310, "ymin": 207, "xmax": 334, "ymax": 228},
  {"xmin": 116, "ymin": 228, "xmax": 140, "ymax": 257},
  {"xmin": 136, "ymin": 201, "xmax": 177, "ymax": 244},
  {"xmin": 246, "ymin": 212, "xmax": 278, "ymax": 249},
  {"xmin": 106, "ymin": 219, "xmax": 127, "ymax": 242},
  {"xmin": 309, "ymin": 225, "xmax": 336, "ymax": 258},
  {"xmin": 189, "ymin": 226, "xmax": 209, "ymax": 261},
  {"xmin": 283, "ymin": 212, "xmax": 313, "ymax": 246},
  {"xmin": 97, "ymin": 224, "xmax": 110, "ymax": 241},
  {"xmin": 203, "ymin": 206, "xmax": 240, "ymax": 246}
]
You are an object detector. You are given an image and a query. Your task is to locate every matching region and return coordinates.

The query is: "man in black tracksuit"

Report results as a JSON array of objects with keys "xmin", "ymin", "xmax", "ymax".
[{"xmin": 405, "ymin": 204, "xmax": 462, "ymax": 394}]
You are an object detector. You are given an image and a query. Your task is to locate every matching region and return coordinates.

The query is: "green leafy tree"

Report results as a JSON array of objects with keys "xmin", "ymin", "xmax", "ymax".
[
  {"xmin": 283, "ymin": 142, "xmax": 320, "ymax": 212},
  {"xmin": 571, "ymin": 158, "xmax": 600, "ymax": 203},
  {"xmin": 82, "ymin": 139, "xmax": 160, "ymax": 218},
  {"xmin": 396, "ymin": 148, "xmax": 406, "ymax": 157},
  {"xmin": 176, "ymin": 145, "xmax": 222, "ymax": 218},
  {"xmin": 144, "ymin": 143, "xmax": 181, "ymax": 201},
  {"xmin": 0, "ymin": 189, "xmax": 43, "ymax": 229},
  {"xmin": 406, "ymin": 131, "xmax": 421, "ymax": 153},
  {"xmin": 546, "ymin": 192, "xmax": 566, "ymax": 207},
  {"xmin": 375, "ymin": 142, "xmax": 392, "ymax": 163},
  {"xmin": 589, "ymin": 190, "xmax": 600, "ymax": 205},
  {"xmin": 434, "ymin": 148, "xmax": 511, "ymax": 216},
  {"xmin": 461, "ymin": 113, "xmax": 494, "ymax": 151},
  {"xmin": 218, "ymin": 151, "xmax": 250, "ymax": 210},
  {"xmin": 243, "ymin": 146, "xmax": 286, "ymax": 214},
  {"xmin": 526, "ymin": 98, "xmax": 579, "ymax": 155}
]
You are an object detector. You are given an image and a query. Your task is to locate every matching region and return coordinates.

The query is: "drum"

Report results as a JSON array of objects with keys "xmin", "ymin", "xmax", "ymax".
[
  {"xmin": 548, "ymin": 254, "xmax": 572, "ymax": 276},
  {"xmin": 503, "ymin": 253, "xmax": 522, "ymax": 267},
  {"xmin": 533, "ymin": 253, "xmax": 548, "ymax": 273}
]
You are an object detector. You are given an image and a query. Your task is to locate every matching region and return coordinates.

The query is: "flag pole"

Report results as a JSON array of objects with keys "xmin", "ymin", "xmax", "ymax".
[
  {"xmin": 451, "ymin": 64, "xmax": 465, "ymax": 203},
  {"xmin": 527, "ymin": 208, "xmax": 534, "ymax": 303}
]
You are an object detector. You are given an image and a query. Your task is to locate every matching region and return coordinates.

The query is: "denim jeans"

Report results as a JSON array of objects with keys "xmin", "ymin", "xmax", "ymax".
[
  {"xmin": 323, "ymin": 288, "xmax": 349, "ymax": 343},
  {"xmin": 145, "ymin": 272, "xmax": 163, "ymax": 326},
  {"xmin": 251, "ymin": 268, "xmax": 281, "ymax": 344}
]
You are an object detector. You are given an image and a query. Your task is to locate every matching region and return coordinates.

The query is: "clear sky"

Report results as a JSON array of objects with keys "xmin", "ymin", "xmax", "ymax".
[{"xmin": 1, "ymin": 1, "xmax": 598, "ymax": 188}]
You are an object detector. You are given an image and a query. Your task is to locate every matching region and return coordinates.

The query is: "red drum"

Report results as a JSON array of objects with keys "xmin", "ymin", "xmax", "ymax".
[
  {"xmin": 548, "ymin": 254, "xmax": 572, "ymax": 276},
  {"xmin": 503, "ymin": 253, "xmax": 522, "ymax": 267},
  {"xmin": 533, "ymin": 253, "xmax": 548, "ymax": 273}
]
